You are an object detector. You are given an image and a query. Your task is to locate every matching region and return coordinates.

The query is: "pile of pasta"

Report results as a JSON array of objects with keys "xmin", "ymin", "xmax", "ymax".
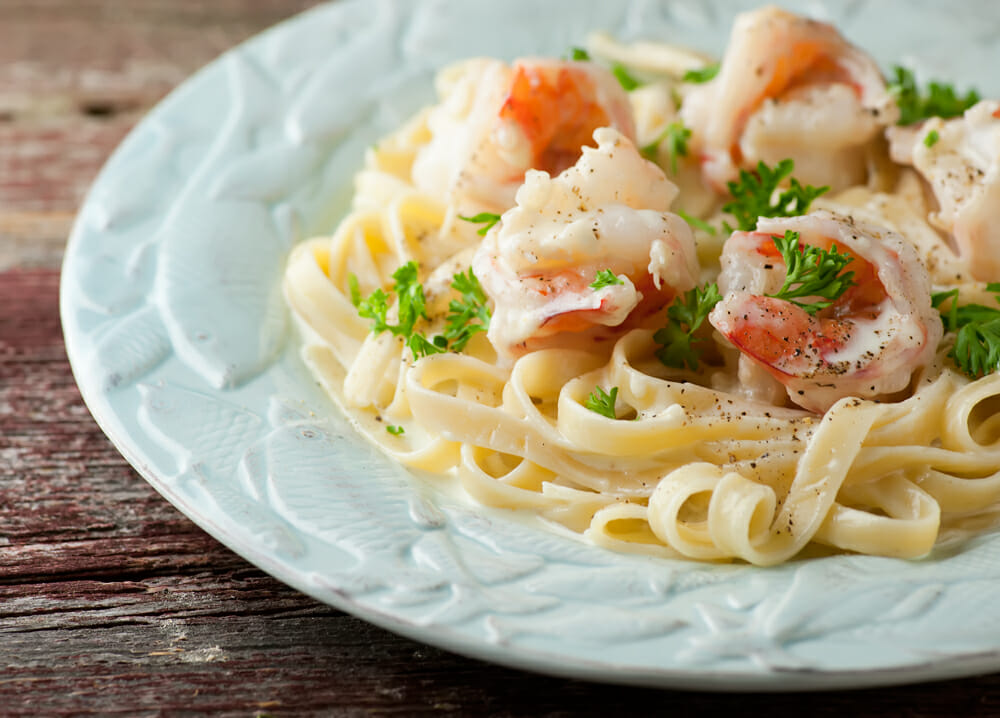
[{"xmin": 284, "ymin": 6, "xmax": 1000, "ymax": 565}]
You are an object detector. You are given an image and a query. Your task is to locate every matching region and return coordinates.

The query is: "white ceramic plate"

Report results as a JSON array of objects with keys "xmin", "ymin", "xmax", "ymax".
[{"xmin": 61, "ymin": 0, "xmax": 1000, "ymax": 691}]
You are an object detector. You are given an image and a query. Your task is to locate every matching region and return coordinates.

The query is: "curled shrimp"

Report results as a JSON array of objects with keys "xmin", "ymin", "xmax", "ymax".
[
  {"xmin": 472, "ymin": 127, "xmax": 698, "ymax": 360},
  {"xmin": 708, "ymin": 211, "xmax": 943, "ymax": 413},
  {"xmin": 681, "ymin": 5, "xmax": 897, "ymax": 192},
  {"xmin": 888, "ymin": 100, "xmax": 1000, "ymax": 282},
  {"xmin": 411, "ymin": 57, "xmax": 636, "ymax": 214}
]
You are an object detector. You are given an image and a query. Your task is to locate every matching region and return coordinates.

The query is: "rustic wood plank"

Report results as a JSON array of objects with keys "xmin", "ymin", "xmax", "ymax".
[
  {"xmin": 0, "ymin": 211, "xmax": 75, "ymax": 272},
  {"xmin": 0, "ymin": 270, "xmax": 244, "ymax": 586},
  {"xmin": 0, "ymin": 0, "xmax": 321, "ymax": 215}
]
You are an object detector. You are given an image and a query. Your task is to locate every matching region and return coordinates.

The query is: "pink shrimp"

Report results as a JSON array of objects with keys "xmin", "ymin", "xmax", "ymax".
[
  {"xmin": 472, "ymin": 128, "xmax": 698, "ymax": 360},
  {"xmin": 888, "ymin": 100, "xmax": 1000, "ymax": 281},
  {"xmin": 708, "ymin": 211, "xmax": 942, "ymax": 412},
  {"xmin": 487, "ymin": 261, "xmax": 683, "ymax": 350},
  {"xmin": 412, "ymin": 58, "xmax": 636, "ymax": 213},
  {"xmin": 681, "ymin": 6, "xmax": 897, "ymax": 192}
]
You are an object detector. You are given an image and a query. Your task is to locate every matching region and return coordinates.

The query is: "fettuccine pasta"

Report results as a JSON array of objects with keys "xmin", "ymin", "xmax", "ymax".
[{"xmin": 284, "ymin": 6, "xmax": 1000, "ymax": 565}]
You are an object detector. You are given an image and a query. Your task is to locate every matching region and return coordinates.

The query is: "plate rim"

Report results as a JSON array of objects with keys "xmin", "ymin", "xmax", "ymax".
[{"xmin": 59, "ymin": 0, "xmax": 1000, "ymax": 691}]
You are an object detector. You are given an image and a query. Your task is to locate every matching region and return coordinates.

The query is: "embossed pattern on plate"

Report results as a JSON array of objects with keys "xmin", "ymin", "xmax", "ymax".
[{"xmin": 61, "ymin": 0, "xmax": 1000, "ymax": 690}]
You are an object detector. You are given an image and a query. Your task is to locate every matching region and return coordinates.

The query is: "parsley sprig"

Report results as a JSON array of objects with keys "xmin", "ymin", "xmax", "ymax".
[
  {"xmin": 459, "ymin": 212, "xmax": 502, "ymax": 236},
  {"xmin": 722, "ymin": 159, "xmax": 829, "ymax": 232},
  {"xmin": 683, "ymin": 64, "xmax": 719, "ymax": 84},
  {"xmin": 640, "ymin": 121, "xmax": 692, "ymax": 173},
  {"xmin": 443, "ymin": 269, "xmax": 491, "ymax": 352},
  {"xmin": 767, "ymin": 231, "xmax": 856, "ymax": 315},
  {"xmin": 584, "ymin": 386, "xmax": 619, "ymax": 418},
  {"xmin": 350, "ymin": 262, "xmax": 428, "ymax": 338},
  {"xmin": 888, "ymin": 66, "xmax": 980, "ymax": 126},
  {"xmin": 391, "ymin": 263, "xmax": 431, "ymax": 338},
  {"xmin": 407, "ymin": 333, "xmax": 448, "ymax": 359},
  {"xmin": 350, "ymin": 262, "xmax": 491, "ymax": 359},
  {"xmin": 654, "ymin": 283, "xmax": 722, "ymax": 370},
  {"xmin": 564, "ymin": 46, "xmax": 641, "ymax": 91},
  {"xmin": 590, "ymin": 269, "xmax": 624, "ymax": 290},
  {"xmin": 611, "ymin": 63, "xmax": 641, "ymax": 91},
  {"xmin": 677, "ymin": 209, "xmax": 717, "ymax": 236},
  {"xmin": 932, "ymin": 284, "xmax": 1000, "ymax": 378}
]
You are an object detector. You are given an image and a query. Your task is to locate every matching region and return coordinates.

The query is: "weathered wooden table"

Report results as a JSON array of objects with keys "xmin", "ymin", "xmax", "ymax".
[{"xmin": 4, "ymin": 1, "xmax": 1000, "ymax": 714}]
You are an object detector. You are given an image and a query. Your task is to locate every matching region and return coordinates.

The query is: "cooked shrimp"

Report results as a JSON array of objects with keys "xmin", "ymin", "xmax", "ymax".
[
  {"xmin": 681, "ymin": 5, "xmax": 898, "ymax": 192},
  {"xmin": 708, "ymin": 211, "xmax": 942, "ymax": 412},
  {"xmin": 472, "ymin": 127, "xmax": 698, "ymax": 360},
  {"xmin": 888, "ymin": 100, "xmax": 1000, "ymax": 282},
  {"xmin": 411, "ymin": 57, "xmax": 636, "ymax": 214}
]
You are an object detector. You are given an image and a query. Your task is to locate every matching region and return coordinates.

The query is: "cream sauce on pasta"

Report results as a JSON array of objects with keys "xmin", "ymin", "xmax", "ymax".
[{"xmin": 283, "ymin": 6, "xmax": 1000, "ymax": 565}]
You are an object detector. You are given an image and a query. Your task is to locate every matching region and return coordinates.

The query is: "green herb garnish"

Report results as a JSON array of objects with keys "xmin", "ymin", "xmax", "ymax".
[
  {"xmin": 354, "ymin": 286, "xmax": 391, "ymax": 334},
  {"xmin": 640, "ymin": 121, "xmax": 692, "ymax": 174},
  {"xmin": 442, "ymin": 269, "xmax": 491, "ymax": 352},
  {"xmin": 386, "ymin": 425, "xmax": 405, "ymax": 435},
  {"xmin": 612, "ymin": 63, "xmax": 641, "ymax": 91},
  {"xmin": 721, "ymin": 159, "xmax": 829, "ymax": 232},
  {"xmin": 590, "ymin": 269, "xmax": 624, "ymax": 290},
  {"xmin": 348, "ymin": 274, "xmax": 363, "ymax": 307},
  {"xmin": 407, "ymin": 333, "xmax": 447, "ymax": 359},
  {"xmin": 677, "ymin": 209, "xmax": 717, "ymax": 236},
  {"xmin": 683, "ymin": 64, "xmax": 720, "ymax": 84},
  {"xmin": 654, "ymin": 283, "xmax": 723, "ymax": 370},
  {"xmin": 924, "ymin": 129, "xmax": 940, "ymax": 148},
  {"xmin": 888, "ymin": 66, "xmax": 980, "ymax": 126},
  {"xmin": 670, "ymin": 87, "xmax": 683, "ymax": 111},
  {"xmin": 584, "ymin": 386, "xmax": 619, "ymax": 419},
  {"xmin": 767, "ymin": 231, "xmax": 856, "ymax": 315},
  {"xmin": 353, "ymin": 262, "xmax": 491, "ymax": 358},
  {"xmin": 348, "ymin": 261, "xmax": 429, "ymax": 356},
  {"xmin": 569, "ymin": 47, "xmax": 591, "ymax": 61},
  {"xmin": 351, "ymin": 262, "xmax": 427, "ymax": 341},
  {"xmin": 390, "ymin": 262, "xmax": 430, "ymax": 338},
  {"xmin": 459, "ymin": 212, "xmax": 502, "ymax": 236},
  {"xmin": 932, "ymin": 284, "xmax": 1000, "ymax": 378}
]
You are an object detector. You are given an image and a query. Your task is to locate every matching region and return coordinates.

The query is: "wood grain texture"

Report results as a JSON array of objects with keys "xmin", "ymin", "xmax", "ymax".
[
  {"xmin": 6, "ymin": 1, "xmax": 1000, "ymax": 714},
  {"xmin": 0, "ymin": 0, "xmax": 321, "ymax": 218}
]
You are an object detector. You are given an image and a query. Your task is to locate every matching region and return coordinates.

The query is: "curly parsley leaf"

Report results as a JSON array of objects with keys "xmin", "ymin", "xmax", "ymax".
[
  {"xmin": 590, "ymin": 269, "xmax": 624, "ymax": 290},
  {"xmin": 889, "ymin": 66, "xmax": 980, "ymax": 126},
  {"xmin": 352, "ymin": 261, "xmax": 430, "ymax": 349},
  {"xmin": 390, "ymin": 262, "xmax": 430, "ymax": 337},
  {"xmin": 683, "ymin": 63, "xmax": 719, "ymax": 84},
  {"xmin": 654, "ymin": 283, "xmax": 723, "ymax": 370},
  {"xmin": 407, "ymin": 333, "xmax": 447, "ymax": 360},
  {"xmin": 584, "ymin": 385, "xmax": 619, "ymax": 419},
  {"xmin": 677, "ymin": 209, "xmax": 717, "ymax": 236},
  {"xmin": 348, "ymin": 274, "xmax": 363, "ymax": 307},
  {"xmin": 767, "ymin": 231, "xmax": 856, "ymax": 315},
  {"xmin": 932, "ymin": 284, "xmax": 1000, "ymax": 378},
  {"xmin": 354, "ymin": 286, "xmax": 391, "ymax": 334},
  {"xmin": 612, "ymin": 63, "xmax": 641, "ymax": 91},
  {"xmin": 640, "ymin": 121, "xmax": 692, "ymax": 174},
  {"xmin": 442, "ymin": 269, "xmax": 491, "ymax": 352},
  {"xmin": 722, "ymin": 159, "xmax": 829, "ymax": 232},
  {"xmin": 459, "ymin": 212, "xmax": 502, "ymax": 236},
  {"xmin": 353, "ymin": 264, "xmax": 491, "ymax": 358}
]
